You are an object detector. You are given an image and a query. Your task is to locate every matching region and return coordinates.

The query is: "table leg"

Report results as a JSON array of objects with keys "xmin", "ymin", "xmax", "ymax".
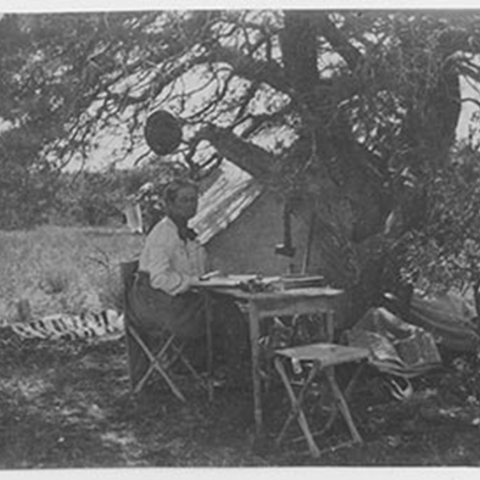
[
  {"xmin": 248, "ymin": 301, "xmax": 263, "ymax": 439},
  {"xmin": 202, "ymin": 290, "xmax": 214, "ymax": 401},
  {"xmin": 326, "ymin": 309, "xmax": 334, "ymax": 342}
]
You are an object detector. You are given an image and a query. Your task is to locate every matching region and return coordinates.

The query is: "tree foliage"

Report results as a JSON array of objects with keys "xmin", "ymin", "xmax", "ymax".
[
  {"xmin": 399, "ymin": 138, "xmax": 480, "ymax": 304},
  {"xmin": 2, "ymin": 10, "xmax": 480, "ymax": 323},
  {"xmin": 51, "ymin": 161, "xmax": 186, "ymax": 227}
]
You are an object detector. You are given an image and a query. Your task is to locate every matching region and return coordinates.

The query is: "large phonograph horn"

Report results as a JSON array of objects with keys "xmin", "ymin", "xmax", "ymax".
[{"xmin": 144, "ymin": 110, "xmax": 182, "ymax": 156}]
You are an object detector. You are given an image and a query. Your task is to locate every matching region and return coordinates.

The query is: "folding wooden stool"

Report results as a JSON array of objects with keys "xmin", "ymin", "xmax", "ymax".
[
  {"xmin": 274, "ymin": 342, "xmax": 370, "ymax": 457},
  {"xmin": 120, "ymin": 261, "xmax": 205, "ymax": 402}
]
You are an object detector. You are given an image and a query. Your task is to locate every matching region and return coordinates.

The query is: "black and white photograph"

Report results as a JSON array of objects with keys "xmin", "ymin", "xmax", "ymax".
[{"xmin": 2, "ymin": 1, "xmax": 480, "ymax": 471}]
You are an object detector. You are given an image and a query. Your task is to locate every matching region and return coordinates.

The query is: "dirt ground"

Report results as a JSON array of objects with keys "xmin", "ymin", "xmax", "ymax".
[{"xmin": 1, "ymin": 330, "xmax": 480, "ymax": 469}]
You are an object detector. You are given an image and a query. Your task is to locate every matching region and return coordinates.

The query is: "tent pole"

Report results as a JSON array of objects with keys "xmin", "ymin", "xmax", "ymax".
[{"xmin": 302, "ymin": 213, "xmax": 316, "ymax": 275}]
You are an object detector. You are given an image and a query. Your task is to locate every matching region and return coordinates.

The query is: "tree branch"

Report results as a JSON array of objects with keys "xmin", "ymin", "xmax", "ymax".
[
  {"xmin": 462, "ymin": 97, "xmax": 480, "ymax": 109},
  {"xmin": 198, "ymin": 124, "xmax": 278, "ymax": 180},
  {"xmin": 209, "ymin": 45, "xmax": 291, "ymax": 94},
  {"xmin": 312, "ymin": 12, "xmax": 363, "ymax": 72}
]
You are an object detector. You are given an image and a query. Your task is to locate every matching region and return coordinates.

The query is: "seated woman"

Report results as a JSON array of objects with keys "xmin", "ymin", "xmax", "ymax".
[{"xmin": 128, "ymin": 178, "xmax": 248, "ymax": 383}]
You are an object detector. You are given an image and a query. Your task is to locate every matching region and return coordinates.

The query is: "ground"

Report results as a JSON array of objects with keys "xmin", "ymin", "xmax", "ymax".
[
  {"xmin": 2, "ymin": 226, "xmax": 480, "ymax": 468},
  {"xmin": 1, "ymin": 330, "xmax": 480, "ymax": 468}
]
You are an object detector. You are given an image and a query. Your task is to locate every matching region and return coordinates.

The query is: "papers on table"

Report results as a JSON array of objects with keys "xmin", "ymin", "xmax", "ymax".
[
  {"xmin": 194, "ymin": 274, "xmax": 280, "ymax": 289},
  {"xmin": 279, "ymin": 275, "xmax": 325, "ymax": 290},
  {"xmin": 192, "ymin": 274, "xmax": 326, "ymax": 291}
]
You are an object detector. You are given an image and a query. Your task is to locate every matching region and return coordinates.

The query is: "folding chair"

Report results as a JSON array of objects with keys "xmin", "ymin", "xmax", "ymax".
[
  {"xmin": 120, "ymin": 261, "xmax": 205, "ymax": 402},
  {"xmin": 274, "ymin": 342, "xmax": 370, "ymax": 457}
]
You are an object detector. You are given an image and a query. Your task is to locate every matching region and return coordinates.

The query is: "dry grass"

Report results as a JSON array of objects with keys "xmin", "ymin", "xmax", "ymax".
[{"xmin": 0, "ymin": 226, "xmax": 144, "ymax": 324}]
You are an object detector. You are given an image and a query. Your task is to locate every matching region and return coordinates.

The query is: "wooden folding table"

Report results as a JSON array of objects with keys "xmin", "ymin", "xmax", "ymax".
[{"xmin": 196, "ymin": 281, "xmax": 344, "ymax": 439}]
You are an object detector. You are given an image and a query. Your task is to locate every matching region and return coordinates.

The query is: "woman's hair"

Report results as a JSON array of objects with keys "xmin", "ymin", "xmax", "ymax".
[{"xmin": 164, "ymin": 178, "xmax": 199, "ymax": 206}]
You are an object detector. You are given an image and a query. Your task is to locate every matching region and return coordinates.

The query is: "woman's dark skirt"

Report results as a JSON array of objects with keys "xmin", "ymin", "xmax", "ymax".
[
  {"xmin": 126, "ymin": 271, "xmax": 249, "ymax": 387},
  {"xmin": 128, "ymin": 271, "xmax": 206, "ymax": 339}
]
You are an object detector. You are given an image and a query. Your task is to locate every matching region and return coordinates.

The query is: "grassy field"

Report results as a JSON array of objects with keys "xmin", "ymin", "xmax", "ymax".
[
  {"xmin": 2, "ymin": 226, "xmax": 480, "ymax": 468},
  {"xmin": 0, "ymin": 226, "xmax": 144, "ymax": 324}
]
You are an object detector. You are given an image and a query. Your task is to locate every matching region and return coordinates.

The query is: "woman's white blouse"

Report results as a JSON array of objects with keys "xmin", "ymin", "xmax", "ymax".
[{"xmin": 139, "ymin": 216, "xmax": 207, "ymax": 295}]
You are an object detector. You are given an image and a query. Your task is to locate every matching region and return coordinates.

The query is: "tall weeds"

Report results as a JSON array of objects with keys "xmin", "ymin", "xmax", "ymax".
[{"xmin": 0, "ymin": 226, "xmax": 144, "ymax": 324}]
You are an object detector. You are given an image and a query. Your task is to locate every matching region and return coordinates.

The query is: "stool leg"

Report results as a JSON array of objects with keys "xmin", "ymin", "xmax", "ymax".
[
  {"xmin": 274, "ymin": 357, "xmax": 321, "ymax": 458},
  {"xmin": 344, "ymin": 361, "xmax": 367, "ymax": 400},
  {"xmin": 325, "ymin": 368, "xmax": 362, "ymax": 443},
  {"xmin": 318, "ymin": 361, "xmax": 367, "ymax": 436}
]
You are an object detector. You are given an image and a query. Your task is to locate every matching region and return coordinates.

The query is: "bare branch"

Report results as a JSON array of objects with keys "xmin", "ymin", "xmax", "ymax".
[
  {"xmin": 210, "ymin": 45, "xmax": 290, "ymax": 94},
  {"xmin": 462, "ymin": 97, "xmax": 480, "ymax": 109},
  {"xmin": 312, "ymin": 12, "xmax": 363, "ymax": 72},
  {"xmin": 198, "ymin": 124, "xmax": 278, "ymax": 180}
]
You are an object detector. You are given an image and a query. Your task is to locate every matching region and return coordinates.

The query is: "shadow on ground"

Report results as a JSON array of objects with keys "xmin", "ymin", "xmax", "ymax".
[{"xmin": 1, "ymin": 332, "xmax": 480, "ymax": 468}]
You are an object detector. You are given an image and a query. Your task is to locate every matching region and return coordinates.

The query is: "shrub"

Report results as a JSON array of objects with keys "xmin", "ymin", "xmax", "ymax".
[{"xmin": 39, "ymin": 269, "xmax": 71, "ymax": 295}]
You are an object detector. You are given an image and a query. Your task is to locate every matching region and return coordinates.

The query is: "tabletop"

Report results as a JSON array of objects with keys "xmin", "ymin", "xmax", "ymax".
[
  {"xmin": 192, "ymin": 275, "xmax": 343, "ymax": 301},
  {"xmin": 207, "ymin": 286, "xmax": 344, "ymax": 301}
]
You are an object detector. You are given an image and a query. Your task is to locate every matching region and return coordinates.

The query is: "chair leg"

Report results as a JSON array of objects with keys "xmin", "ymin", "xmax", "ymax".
[
  {"xmin": 152, "ymin": 360, "xmax": 187, "ymax": 402},
  {"xmin": 127, "ymin": 326, "xmax": 186, "ymax": 402},
  {"xmin": 134, "ymin": 362, "xmax": 156, "ymax": 394},
  {"xmin": 157, "ymin": 334, "xmax": 176, "ymax": 365},
  {"xmin": 171, "ymin": 342, "xmax": 210, "ymax": 387},
  {"xmin": 274, "ymin": 357, "xmax": 321, "ymax": 458},
  {"xmin": 160, "ymin": 336, "xmax": 208, "ymax": 391}
]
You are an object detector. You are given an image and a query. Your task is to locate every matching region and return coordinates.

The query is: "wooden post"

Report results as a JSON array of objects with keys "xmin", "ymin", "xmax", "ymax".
[{"xmin": 301, "ymin": 212, "xmax": 316, "ymax": 275}]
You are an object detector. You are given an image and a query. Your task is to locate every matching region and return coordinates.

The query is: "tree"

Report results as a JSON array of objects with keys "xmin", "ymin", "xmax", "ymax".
[
  {"xmin": 2, "ymin": 10, "xmax": 480, "ymax": 325},
  {"xmin": 52, "ymin": 161, "xmax": 188, "ymax": 228},
  {"xmin": 400, "ymin": 137, "xmax": 480, "ymax": 310}
]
